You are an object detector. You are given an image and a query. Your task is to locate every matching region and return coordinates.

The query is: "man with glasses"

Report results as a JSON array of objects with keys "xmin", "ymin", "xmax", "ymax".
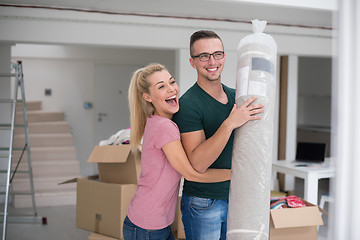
[{"xmin": 173, "ymin": 30, "xmax": 263, "ymax": 239}]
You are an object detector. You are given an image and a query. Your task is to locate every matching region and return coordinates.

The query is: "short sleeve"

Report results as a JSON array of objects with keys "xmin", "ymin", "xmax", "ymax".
[
  {"xmin": 173, "ymin": 98, "xmax": 203, "ymax": 133},
  {"xmin": 153, "ymin": 119, "xmax": 180, "ymax": 149}
]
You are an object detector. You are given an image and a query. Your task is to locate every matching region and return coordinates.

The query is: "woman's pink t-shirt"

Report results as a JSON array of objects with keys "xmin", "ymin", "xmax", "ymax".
[{"xmin": 127, "ymin": 115, "xmax": 181, "ymax": 229}]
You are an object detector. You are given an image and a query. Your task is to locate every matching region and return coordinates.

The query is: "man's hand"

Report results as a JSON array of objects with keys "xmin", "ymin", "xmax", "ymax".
[{"xmin": 225, "ymin": 96, "xmax": 264, "ymax": 130}]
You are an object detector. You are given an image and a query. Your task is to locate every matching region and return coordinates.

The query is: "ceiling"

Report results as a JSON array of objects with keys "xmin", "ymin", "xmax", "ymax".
[{"xmin": 0, "ymin": 0, "xmax": 334, "ymax": 29}]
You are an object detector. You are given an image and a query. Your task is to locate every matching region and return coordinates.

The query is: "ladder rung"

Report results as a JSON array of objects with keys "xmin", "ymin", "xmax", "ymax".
[
  {"xmin": 0, "ymin": 124, "xmax": 11, "ymax": 128},
  {"xmin": 0, "ymin": 99, "xmax": 22, "ymax": 103},
  {"xmin": 0, "ymin": 73, "xmax": 16, "ymax": 78},
  {"xmin": 0, "ymin": 212, "xmax": 35, "ymax": 217},
  {"xmin": 0, "ymin": 191, "xmax": 33, "ymax": 195},
  {"xmin": 0, "ymin": 123, "xmax": 25, "ymax": 129},
  {"xmin": 0, "ymin": 215, "xmax": 46, "ymax": 224},
  {"xmin": 0, "ymin": 170, "xmax": 30, "ymax": 174},
  {"xmin": 0, "ymin": 147, "xmax": 25, "ymax": 151}
]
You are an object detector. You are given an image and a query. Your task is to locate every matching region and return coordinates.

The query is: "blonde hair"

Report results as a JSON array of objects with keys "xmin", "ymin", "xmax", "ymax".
[{"xmin": 128, "ymin": 63, "xmax": 167, "ymax": 153}]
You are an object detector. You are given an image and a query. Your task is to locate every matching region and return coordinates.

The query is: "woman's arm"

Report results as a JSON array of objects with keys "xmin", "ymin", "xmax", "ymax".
[{"xmin": 162, "ymin": 139, "xmax": 231, "ymax": 183}]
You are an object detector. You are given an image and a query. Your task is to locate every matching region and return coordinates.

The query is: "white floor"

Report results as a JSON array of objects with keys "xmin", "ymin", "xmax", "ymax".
[{"xmin": 3, "ymin": 205, "xmax": 89, "ymax": 240}]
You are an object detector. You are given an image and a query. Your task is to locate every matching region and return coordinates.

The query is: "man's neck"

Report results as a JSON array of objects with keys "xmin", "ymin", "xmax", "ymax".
[{"xmin": 197, "ymin": 78, "xmax": 228, "ymax": 104}]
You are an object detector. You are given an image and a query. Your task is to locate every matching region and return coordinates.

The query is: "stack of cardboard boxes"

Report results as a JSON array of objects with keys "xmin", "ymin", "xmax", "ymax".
[{"xmin": 76, "ymin": 145, "xmax": 141, "ymax": 239}]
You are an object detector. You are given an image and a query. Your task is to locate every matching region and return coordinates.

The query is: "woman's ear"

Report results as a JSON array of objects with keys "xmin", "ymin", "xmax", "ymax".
[{"xmin": 142, "ymin": 92, "xmax": 152, "ymax": 103}]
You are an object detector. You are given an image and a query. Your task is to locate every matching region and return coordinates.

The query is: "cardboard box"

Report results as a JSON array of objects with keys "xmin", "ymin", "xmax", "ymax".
[
  {"xmin": 87, "ymin": 145, "xmax": 141, "ymax": 184},
  {"xmin": 76, "ymin": 177, "xmax": 137, "ymax": 239},
  {"xmin": 88, "ymin": 232, "xmax": 119, "ymax": 240},
  {"xmin": 269, "ymin": 200, "xmax": 323, "ymax": 240}
]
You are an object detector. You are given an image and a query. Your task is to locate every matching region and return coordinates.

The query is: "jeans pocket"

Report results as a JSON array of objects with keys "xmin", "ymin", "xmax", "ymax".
[
  {"xmin": 189, "ymin": 197, "xmax": 215, "ymax": 210},
  {"xmin": 148, "ymin": 226, "xmax": 174, "ymax": 240}
]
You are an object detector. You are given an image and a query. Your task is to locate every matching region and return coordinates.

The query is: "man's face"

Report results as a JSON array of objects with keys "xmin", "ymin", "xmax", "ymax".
[{"xmin": 190, "ymin": 38, "xmax": 226, "ymax": 82}]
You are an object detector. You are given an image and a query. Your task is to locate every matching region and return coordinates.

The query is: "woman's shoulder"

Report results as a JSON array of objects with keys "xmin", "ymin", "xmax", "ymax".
[{"xmin": 148, "ymin": 115, "xmax": 178, "ymax": 130}]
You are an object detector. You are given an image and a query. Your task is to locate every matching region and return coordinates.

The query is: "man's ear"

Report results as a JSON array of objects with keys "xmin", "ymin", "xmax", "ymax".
[
  {"xmin": 189, "ymin": 57, "xmax": 196, "ymax": 69},
  {"xmin": 142, "ymin": 92, "xmax": 152, "ymax": 103}
]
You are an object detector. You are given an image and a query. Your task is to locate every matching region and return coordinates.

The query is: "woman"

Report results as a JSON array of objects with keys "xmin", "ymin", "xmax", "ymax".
[{"xmin": 123, "ymin": 63, "xmax": 231, "ymax": 240}]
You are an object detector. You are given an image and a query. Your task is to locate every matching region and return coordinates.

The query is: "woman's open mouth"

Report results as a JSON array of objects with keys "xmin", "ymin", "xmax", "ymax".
[{"xmin": 165, "ymin": 95, "xmax": 178, "ymax": 107}]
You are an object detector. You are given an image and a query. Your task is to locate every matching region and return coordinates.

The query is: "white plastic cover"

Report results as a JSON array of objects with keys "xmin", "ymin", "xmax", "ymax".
[
  {"xmin": 227, "ymin": 19, "xmax": 277, "ymax": 240},
  {"xmin": 99, "ymin": 128, "xmax": 131, "ymax": 146}
]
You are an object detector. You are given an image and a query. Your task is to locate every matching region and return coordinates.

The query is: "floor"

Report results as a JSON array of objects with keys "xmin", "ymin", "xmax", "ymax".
[
  {"xmin": 318, "ymin": 207, "xmax": 330, "ymax": 240},
  {"xmin": 1, "ymin": 203, "xmax": 330, "ymax": 240},
  {"xmin": 3, "ymin": 205, "xmax": 89, "ymax": 240}
]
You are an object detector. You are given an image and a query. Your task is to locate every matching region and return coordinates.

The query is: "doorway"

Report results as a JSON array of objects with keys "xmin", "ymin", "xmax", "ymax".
[{"xmin": 94, "ymin": 64, "xmax": 142, "ymax": 145}]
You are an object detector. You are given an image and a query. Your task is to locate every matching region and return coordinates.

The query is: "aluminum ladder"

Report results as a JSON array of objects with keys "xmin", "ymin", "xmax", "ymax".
[{"xmin": 0, "ymin": 61, "xmax": 46, "ymax": 240}]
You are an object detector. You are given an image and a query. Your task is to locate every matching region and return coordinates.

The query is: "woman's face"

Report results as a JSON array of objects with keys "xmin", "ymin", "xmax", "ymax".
[{"xmin": 143, "ymin": 70, "xmax": 179, "ymax": 119}]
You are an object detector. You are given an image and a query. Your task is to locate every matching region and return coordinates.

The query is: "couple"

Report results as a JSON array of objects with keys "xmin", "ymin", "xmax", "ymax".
[{"xmin": 123, "ymin": 30, "xmax": 264, "ymax": 240}]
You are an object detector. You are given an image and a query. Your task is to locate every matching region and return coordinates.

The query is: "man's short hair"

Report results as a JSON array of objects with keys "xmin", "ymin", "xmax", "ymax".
[{"xmin": 190, "ymin": 30, "xmax": 224, "ymax": 56}]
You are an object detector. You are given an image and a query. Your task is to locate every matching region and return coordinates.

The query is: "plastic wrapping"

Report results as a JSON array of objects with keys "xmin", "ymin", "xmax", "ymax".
[{"xmin": 227, "ymin": 19, "xmax": 277, "ymax": 240}]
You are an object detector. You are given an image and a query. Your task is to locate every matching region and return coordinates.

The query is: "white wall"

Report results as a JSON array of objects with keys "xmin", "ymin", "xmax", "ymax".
[
  {"xmin": 0, "ymin": 44, "xmax": 12, "ymax": 138},
  {"xmin": 11, "ymin": 45, "xmax": 175, "ymax": 175},
  {"xmin": 297, "ymin": 56, "xmax": 332, "ymax": 127},
  {"xmin": 0, "ymin": 7, "xmax": 332, "ymax": 54},
  {"xmin": 330, "ymin": 0, "xmax": 360, "ymax": 238},
  {"xmin": 1, "ymin": 6, "xmax": 333, "ymax": 176},
  {"xmin": 14, "ymin": 57, "xmax": 96, "ymax": 175},
  {"xmin": 0, "ymin": 44, "xmax": 12, "ymax": 202}
]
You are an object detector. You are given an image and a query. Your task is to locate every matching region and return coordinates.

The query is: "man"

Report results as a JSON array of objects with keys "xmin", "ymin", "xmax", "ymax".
[{"xmin": 172, "ymin": 30, "xmax": 264, "ymax": 240}]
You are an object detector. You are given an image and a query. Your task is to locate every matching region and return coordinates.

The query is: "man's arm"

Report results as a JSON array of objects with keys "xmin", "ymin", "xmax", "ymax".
[{"xmin": 181, "ymin": 96, "xmax": 264, "ymax": 173}]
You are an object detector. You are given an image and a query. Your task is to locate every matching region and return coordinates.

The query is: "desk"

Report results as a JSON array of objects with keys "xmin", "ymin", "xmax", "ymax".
[{"xmin": 272, "ymin": 160, "xmax": 335, "ymax": 205}]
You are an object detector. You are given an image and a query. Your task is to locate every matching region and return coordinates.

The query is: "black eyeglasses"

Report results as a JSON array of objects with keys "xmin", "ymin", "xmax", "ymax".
[{"xmin": 191, "ymin": 51, "xmax": 225, "ymax": 62}]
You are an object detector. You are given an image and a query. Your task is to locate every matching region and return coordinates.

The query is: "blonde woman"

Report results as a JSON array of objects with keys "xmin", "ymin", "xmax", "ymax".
[{"xmin": 123, "ymin": 63, "xmax": 231, "ymax": 240}]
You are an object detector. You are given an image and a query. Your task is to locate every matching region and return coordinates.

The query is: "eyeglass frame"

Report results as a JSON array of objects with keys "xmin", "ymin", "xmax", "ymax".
[{"xmin": 191, "ymin": 51, "xmax": 225, "ymax": 62}]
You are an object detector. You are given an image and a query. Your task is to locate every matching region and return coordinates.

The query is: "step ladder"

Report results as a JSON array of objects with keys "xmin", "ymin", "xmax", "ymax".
[{"xmin": 0, "ymin": 61, "xmax": 46, "ymax": 240}]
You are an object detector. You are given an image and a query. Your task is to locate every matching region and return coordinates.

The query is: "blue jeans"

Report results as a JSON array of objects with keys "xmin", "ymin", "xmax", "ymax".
[
  {"xmin": 181, "ymin": 195, "xmax": 228, "ymax": 240},
  {"xmin": 123, "ymin": 216, "xmax": 175, "ymax": 240}
]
